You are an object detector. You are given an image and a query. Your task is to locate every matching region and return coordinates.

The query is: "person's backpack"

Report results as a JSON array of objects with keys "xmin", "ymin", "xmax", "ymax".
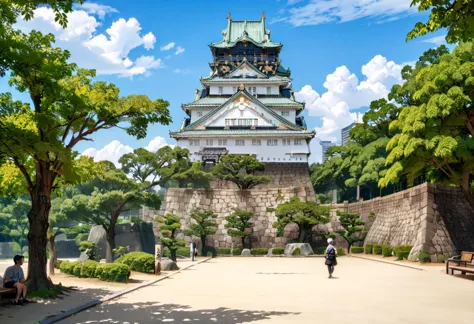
[{"xmin": 327, "ymin": 246, "xmax": 336, "ymax": 260}]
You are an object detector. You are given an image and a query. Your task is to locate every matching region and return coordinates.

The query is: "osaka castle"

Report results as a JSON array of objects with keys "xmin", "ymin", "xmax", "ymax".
[{"xmin": 170, "ymin": 13, "xmax": 315, "ymax": 164}]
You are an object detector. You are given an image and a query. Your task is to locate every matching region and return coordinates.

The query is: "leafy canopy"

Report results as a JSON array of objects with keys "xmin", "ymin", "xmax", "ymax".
[
  {"xmin": 335, "ymin": 210, "xmax": 366, "ymax": 247},
  {"xmin": 183, "ymin": 208, "xmax": 218, "ymax": 240},
  {"xmin": 155, "ymin": 212, "xmax": 186, "ymax": 262},
  {"xmin": 225, "ymin": 210, "xmax": 254, "ymax": 239}
]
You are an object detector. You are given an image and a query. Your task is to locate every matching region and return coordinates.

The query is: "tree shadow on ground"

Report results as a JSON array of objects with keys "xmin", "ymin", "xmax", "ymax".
[
  {"xmin": 0, "ymin": 287, "xmax": 112, "ymax": 324},
  {"xmin": 69, "ymin": 301, "xmax": 299, "ymax": 323}
]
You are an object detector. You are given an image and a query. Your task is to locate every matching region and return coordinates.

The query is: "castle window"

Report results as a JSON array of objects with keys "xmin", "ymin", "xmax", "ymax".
[
  {"xmin": 218, "ymin": 86, "xmax": 223, "ymax": 95},
  {"xmin": 281, "ymin": 111, "xmax": 289, "ymax": 117},
  {"xmin": 189, "ymin": 139, "xmax": 200, "ymax": 146},
  {"xmin": 282, "ymin": 139, "xmax": 291, "ymax": 146},
  {"xmin": 235, "ymin": 139, "xmax": 245, "ymax": 146},
  {"xmin": 206, "ymin": 139, "xmax": 213, "ymax": 146},
  {"xmin": 218, "ymin": 139, "xmax": 227, "ymax": 146},
  {"xmin": 252, "ymin": 139, "xmax": 261, "ymax": 146},
  {"xmin": 294, "ymin": 139, "xmax": 302, "ymax": 145},
  {"xmin": 267, "ymin": 87, "xmax": 271, "ymax": 95},
  {"xmin": 197, "ymin": 111, "xmax": 203, "ymax": 117},
  {"xmin": 267, "ymin": 139, "xmax": 278, "ymax": 146}
]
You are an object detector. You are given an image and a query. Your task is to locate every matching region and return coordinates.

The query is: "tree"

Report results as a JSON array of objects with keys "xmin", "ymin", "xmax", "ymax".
[
  {"xmin": 155, "ymin": 212, "xmax": 185, "ymax": 262},
  {"xmin": 407, "ymin": 0, "xmax": 474, "ymax": 44},
  {"xmin": 335, "ymin": 211, "xmax": 366, "ymax": 253},
  {"xmin": 0, "ymin": 198, "xmax": 30, "ymax": 251},
  {"xmin": 211, "ymin": 155, "xmax": 271, "ymax": 190},
  {"xmin": 225, "ymin": 210, "xmax": 254, "ymax": 249},
  {"xmin": 273, "ymin": 197, "xmax": 331, "ymax": 243},
  {"xmin": 183, "ymin": 208, "xmax": 217, "ymax": 255},
  {"xmin": 380, "ymin": 43, "xmax": 474, "ymax": 211},
  {"xmin": 0, "ymin": 28, "xmax": 171, "ymax": 290}
]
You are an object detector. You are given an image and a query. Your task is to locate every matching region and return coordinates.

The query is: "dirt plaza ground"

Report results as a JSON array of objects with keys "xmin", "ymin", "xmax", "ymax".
[{"xmin": 60, "ymin": 257, "xmax": 474, "ymax": 324}]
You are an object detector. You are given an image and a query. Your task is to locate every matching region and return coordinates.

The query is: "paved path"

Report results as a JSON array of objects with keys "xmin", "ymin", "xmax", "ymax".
[{"xmin": 60, "ymin": 257, "xmax": 473, "ymax": 323}]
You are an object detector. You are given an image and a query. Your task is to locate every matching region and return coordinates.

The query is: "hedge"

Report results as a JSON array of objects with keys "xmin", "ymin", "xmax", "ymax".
[
  {"xmin": 116, "ymin": 252, "xmax": 155, "ymax": 273},
  {"xmin": 382, "ymin": 245, "xmax": 392, "ymax": 257},
  {"xmin": 73, "ymin": 262, "xmax": 83, "ymax": 277},
  {"xmin": 350, "ymin": 246, "xmax": 364, "ymax": 254},
  {"xmin": 337, "ymin": 248, "xmax": 346, "ymax": 256},
  {"xmin": 418, "ymin": 251, "xmax": 431, "ymax": 263},
  {"xmin": 394, "ymin": 245, "xmax": 412, "ymax": 260},
  {"xmin": 251, "ymin": 248, "xmax": 268, "ymax": 255},
  {"xmin": 292, "ymin": 248, "xmax": 301, "ymax": 256},
  {"xmin": 365, "ymin": 243, "xmax": 373, "ymax": 254},
  {"xmin": 95, "ymin": 263, "xmax": 130, "ymax": 282},
  {"xmin": 373, "ymin": 244, "xmax": 383, "ymax": 255},
  {"xmin": 216, "ymin": 248, "xmax": 232, "ymax": 255},
  {"xmin": 271, "ymin": 248, "xmax": 285, "ymax": 255},
  {"xmin": 164, "ymin": 247, "xmax": 190, "ymax": 258},
  {"xmin": 313, "ymin": 247, "xmax": 326, "ymax": 255},
  {"xmin": 60, "ymin": 261, "xmax": 81, "ymax": 275},
  {"xmin": 231, "ymin": 248, "xmax": 242, "ymax": 256},
  {"xmin": 81, "ymin": 260, "xmax": 99, "ymax": 278}
]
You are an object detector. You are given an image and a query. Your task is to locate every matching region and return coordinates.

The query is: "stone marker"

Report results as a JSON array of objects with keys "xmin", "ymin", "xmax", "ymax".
[
  {"xmin": 161, "ymin": 259, "xmax": 179, "ymax": 271},
  {"xmin": 55, "ymin": 233, "xmax": 68, "ymax": 242},
  {"xmin": 284, "ymin": 243, "xmax": 314, "ymax": 256},
  {"xmin": 241, "ymin": 249, "xmax": 251, "ymax": 256},
  {"xmin": 78, "ymin": 250, "xmax": 89, "ymax": 262}
]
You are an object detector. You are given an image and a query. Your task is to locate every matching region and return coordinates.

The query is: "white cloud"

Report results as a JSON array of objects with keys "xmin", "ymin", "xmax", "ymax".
[
  {"xmin": 16, "ymin": 8, "xmax": 161, "ymax": 77},
  {"xmin": 145, "ymin": 136, "xmax": 175, "ymax": 152},
  {"xmin": 78, "ymin": 2, "xmax": 118, "ymax": 19},
  {"xmin": 278, "ymin": 0, "xmax": 416, "ymax": 26},
  {"xmin": 82, "ymin": 140, "xmax": 133, "ymax": 167},
  {"xmin": 175, "ymin": 46, "xmax": 185, "ymax": 55},
  {"xmin": 173, "ymin": 68, "xmax": 191, "ymax": 74},
  {"xmin": 422, "ymin": 35, "xmax": 446, "ymax": 46},
  {"xmin": 160, "ymin": 42, "xmax": 176, "ymax": 51},
  {"xmin": 296, "ymin": 55, "xmax": 404, "ymax": 162}
]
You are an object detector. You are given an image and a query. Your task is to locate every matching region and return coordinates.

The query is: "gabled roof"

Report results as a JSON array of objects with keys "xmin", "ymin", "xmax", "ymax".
[
  {"xmin": 181, "ymin": 89, "xmax": 302, "ymax": 131},
  {"xmin": 170, "ymin": 129, "xmax": 315, "ymax": 138},
  {"xmin": 182, "ymin": 96, "xmax": 304, "ymax": 109},
  {"xmin": 225, "ymin": 61, "xmax": 268, "ymax": 78}
]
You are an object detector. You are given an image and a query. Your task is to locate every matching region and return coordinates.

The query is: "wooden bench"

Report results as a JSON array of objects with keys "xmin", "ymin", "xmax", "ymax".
[
  {"xmin": 0, "ymin": 287, "xmax": 17, "ymax": 299},
  {"xmin": 446, "ymin": 251, "xmax": 474, "ymax": 275}
]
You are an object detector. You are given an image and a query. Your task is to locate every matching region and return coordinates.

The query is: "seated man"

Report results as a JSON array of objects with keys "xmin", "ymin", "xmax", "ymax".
[{"xmin": 3, "ymin": 255, "xmax": 29, "ymax": 306}]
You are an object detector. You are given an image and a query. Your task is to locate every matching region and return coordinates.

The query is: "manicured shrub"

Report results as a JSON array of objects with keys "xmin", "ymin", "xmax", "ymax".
[
  {"xmin": 59, "ymin": 260, "xmax": 73, "ymax": 274},
  {"xmin": 271, "ymin": 248, "xmax": 285, "ymax": 255},
  {"xmin": 365, "ymin": 243, "xmax": 373, "ymax": 254},
  {"xmin": 231, "ymin": 248, "xmax": 242, "ymax": 256},
  {"xmin": 72, "ymin": 262, "xmax": 83, "ymax": 277},
  {"xmin": 373, "ymin": 244, "xmax": 383, "ymax": 255},
  {"xmin": 216, "ymin": 248, "xmax": 232, "ymax": 255},
  {"xmin": 351, "ymin": 246, "xmax": 364, "ymax": 254},
  {"xmin": 251, "ymin": 248, "xmax": 269, "ymax": 255},
  {"xmin": 382, "ymin": 245, "xmax": 393, "ymax": 257},
  {"xmin": 313, "ymin": 247, "xmax": 326, "ymax": 255},
  {"xmin": 95, "ymin": 263, "xmax": 130, "ymax": 282},
  {"xmin": 55, "ymin": 259, "xmax": 64, "ymax": 269},
  {"xmin": 394, "ymin": 245, "xmax": 412, "ymax": 260},
  {"xmin": 418, "ymin": 251, "xmax": 431, "ymax": 263},
  {"xmin": 81, "ymin": 260, "xmax": 99, "ymax": 278},
  {"xmin": 116, "ymin": 252, "xmax": 155, "ymax": 273},
  {"xmin": 292, "ymin": 248, "xmax": 301, "ymax": 256},
  {"xmin": 336, "ymin": 248, "xmax": 346, "ymax": 256},
  {"xmin": 164, "ymin": 247, "xmax": 190, "ymax": 259}
]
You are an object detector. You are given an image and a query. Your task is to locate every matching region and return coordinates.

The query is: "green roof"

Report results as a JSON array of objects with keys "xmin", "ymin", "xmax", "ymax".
[
  {"xmin": 170, "ymin": 129, "xmax": 315, "ymax": 138},
  {"xmin": 183, "ymin": 96, "xmax": 303, "ymax": 108}
]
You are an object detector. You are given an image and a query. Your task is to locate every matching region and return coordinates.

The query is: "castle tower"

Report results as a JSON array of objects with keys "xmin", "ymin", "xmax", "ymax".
[{"xmin": 170, "ymin": 14, "xmax": 315, "ymax": 165}]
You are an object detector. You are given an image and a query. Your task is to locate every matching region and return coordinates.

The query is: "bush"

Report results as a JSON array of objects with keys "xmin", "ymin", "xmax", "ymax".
[
  {"xmin": 75, "ymin": 233, "xmax": 89, "ymax": 246},
  {"xmin": 337, "ymin": 248, "xmax": 346, "ymax": 256},
  {"xmin": 216, "ymin": 248, "xmax": 232, "ymax": 255},
  {"xmin": 292, "ymin": 248, "xmax": 301, "ymax": 256},
  {"xmin": 72, "ymin": 262, "xmax": 83, "ymax": 277},
  {"xmin": 79, "ymin": 241, "xmax": 99, "ymax": 261},
  {"xmin": 95, "ymin": 263, "xmax": 130, "ymax": 282},
  {"xmin": 55, "ymin": 259, "xmax": 64, "ymax": 269},
  {"xmin": 231, "ymin": 248, "xmax": 242, "ymax": 256},
  {"xmin": 164, "ymin": 247, "xmax": 190, "ymax": 259},
  {"xmin": 373, "ymin": 244, "xmax": 383, "ymax": 255},
  {"xmin": 313, "ymin": 247, "xmax": 326, "ymax": 255},
  {"xmin": 382, "ymin": 245, "xmax": 393, "ymax": 257},
  {"xmin": 351, "ymin": 246, "xmax": 364, "ymax": 254},
  {"xmin": 116, "ymin": 252, "xmax": 155, "ymax": 273},
  {"xmin": 394, "ymin": 245, "xmax": 412, "ymax": 260},
  {"xmin": 81, "ymin": 260, "xmax": 99, "ymax": 278},
  {"xmin": 251, "ymin": 248, "xmax": 268, "ymax": 255},
  {"xmin": 59, "ymin": 260, "xmax": 73, "ymax": 274},
  {"xmin": 418, "ymin": 251, "xmax": 431, "ymax": 263},
  {"xmin": 365, "ymin": 243, "xmax": 373, "ymax": 254},
  {"xmin": 271, "ymin": 248, "xmax": 285, "ymax": 255}
]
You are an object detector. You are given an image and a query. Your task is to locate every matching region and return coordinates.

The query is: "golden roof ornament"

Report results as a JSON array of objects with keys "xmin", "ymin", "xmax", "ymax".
[
  {"xmin": 261, "ymin": 12, "xmax": 266, "ymax": 20},
  {"xmin": 227, "ymin": 12, "xmax": 232, "ymax": 20},
  {"xmin": 239, "ymin": 83, "xmax": 245, "ymax": 91}
]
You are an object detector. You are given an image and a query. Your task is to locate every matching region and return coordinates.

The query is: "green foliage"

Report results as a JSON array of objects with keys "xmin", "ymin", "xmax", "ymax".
[
  {"xmin": 79, "ymin": 241, "xmax": 99, "ymax": 261},
  {"xmin": 60, "ymin": 261, "xmax": 82, "ymax": 275},
  {"xmin": 211, "ymin": 154, "xmax": 272, "ymax": 190},
  {"xmin": 351, "ymin": 246, "xmax": 364, "ymax": 254},
  {"xmin": 225, "ymin": 210, "xmax": 254, "ymax": 248},
  {"xmin": 336, "ymin": 248, "xmax": 346, "ymax": 256},
  {"xmin": 112, "ymin": 246, "xmax": 129, "ymax": 259},
  {"xmin": 216, "ymin": 248, "xmax": 232, "ymax": 255},
  {"xmin": 155, "ymin": 212, "xmax": 186, "ymax": 262},
  {"xmin": 130, "ymin": 216, "xmax": 143, "ymax": 224},
  {"xmin": 394, "ymin": 245, "xmax": 413, "ymax": 260},
  {"xmin": 407, "ymin": 0, "xmax": 474, "ymax": 44},
  {"xmin": 273, "ymin": 197, "xmax": 330, "ymax": 243},
  {"xmin": 231, "ymin": 248, "xmax": 242, "ymax": 256},
  {"xmin": 313, "ymin": 247, "xmax": 326, "ymax": 255},
  {"xmin": 335, "ymin": 211, "xmax": 366, "ymax": 250},
  {"xmin": 250, "ymin": 248, "xmax": 268, "ymax": 255},
  {"xmin": 27, "ymin": 287, "xmax": 63, "ymax": 299},
  {"xmin": 81, "ymin": 260, "xmax": 99, "ymax": 278},
  {"xmin": 75, "ymin": 233, "xmax": 89, "ymax": 246},
  {"xmin": 271, "ymin": 248, "xmax": 285, "ymax": 255},
  {"xmin": 365, "ymin": 244, "xmax": 374, "ymax": 254},
  {"xmin": 292, "ymin": 248, "xmax": 301, "ymax": 256},
  {"xmin": 184, "ymin": 208, "xmax": 217, "ymax": 253},
  {"xmin": 55, "ymin": 260, "xmax": 64, "ymax": 270},
  {"xmin": 72, "ymin": 262, "xmax": 83, "ymax": 277},
  {"xmin": 116, "ymin": 252, "xmax": 155, "ymax": 273},
  {"xmin": 373, "ymin": 244, "xmax": 383, "ymax": 255},
  {"xmin": 95, "ymin": 263, "xmax": 130, "ymax": 282},
  {"xmin": 382, "ymin": 245, "xmax": 393, "ymax": 257},
  {"xmin": 164, "ymin": 247, "xmax": 190, "ymax": 258},
  {"xmin": 418, "ymin": 251, "xmax": 431, "ymax": 263},
  {"xmin": 0, "ymin": 197, "xmax": 30, "ymax": 250}
]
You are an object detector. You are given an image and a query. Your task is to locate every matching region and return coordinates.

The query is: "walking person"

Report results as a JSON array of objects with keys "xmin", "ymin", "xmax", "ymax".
[
  {"xmin": 325, "ymin": 238, "xmax": 338, "ymax": 278},
  {"xmin": 3, "ymin": 255, "xmax": 29, "ymax": 305},
  {"xmin": 190, "ymin": 242, "xmax": 195, "ymax": 262}
]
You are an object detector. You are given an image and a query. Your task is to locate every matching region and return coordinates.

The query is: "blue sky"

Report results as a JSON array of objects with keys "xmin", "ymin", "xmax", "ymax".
[{"xmin": 0, "ymin": 0, "xmax": 447, "ymax": 163}]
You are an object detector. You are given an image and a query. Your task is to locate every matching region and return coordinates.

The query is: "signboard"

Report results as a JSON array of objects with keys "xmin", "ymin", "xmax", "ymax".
[{"xmin": 154, "ymin": 244, "xmax": 161, "ymax": 275}]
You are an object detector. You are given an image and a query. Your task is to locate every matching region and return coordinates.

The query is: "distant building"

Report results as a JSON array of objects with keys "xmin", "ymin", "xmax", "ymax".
[
  {"xmin": 321, "ymin": 140, "xmax": 335, "ymax": 163},
  {"xmin": 341, "ymin": 123, "xmax": 355, "ymax": 147}
]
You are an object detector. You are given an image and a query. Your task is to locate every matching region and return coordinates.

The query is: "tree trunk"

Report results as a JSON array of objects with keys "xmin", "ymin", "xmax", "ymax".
[
  {"xmin": 460, "ymin": 171, "xmax": 474, "ymax": 212},
  {"xmin": 105, "ymin": 226, "xmax": 116, "ymax": 263},
  {"xmin": 200, "ymin": 236, "xmax": 206, "ymax": 256},
  {"xmin": 241, "ymin": 236, "xmax": 246, "ymax": 249},
  {"xmin": 298, "ymin": 227, "xmax": 307, "ymax": 243},
  {"xmin": 170, "ymin": 249, "xmax": 177, "ymax": 262},
  {"xmin": 48, "ymin": 234, "xmax": 57, "ymax": 276},
  {"xmin": 27, "ymin": 189, "xmax": 53, "ymax": 291}
]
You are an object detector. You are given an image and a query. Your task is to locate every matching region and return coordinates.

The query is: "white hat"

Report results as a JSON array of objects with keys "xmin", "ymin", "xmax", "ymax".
[{"xmin": 327, "ymin": 238, "xmax": 333, "ymax": 244}]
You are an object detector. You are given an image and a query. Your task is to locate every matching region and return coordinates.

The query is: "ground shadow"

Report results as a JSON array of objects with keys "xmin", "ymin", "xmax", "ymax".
[{"xmin": 67, "ymin": 301, "xmax": 299, "ymax": 323}]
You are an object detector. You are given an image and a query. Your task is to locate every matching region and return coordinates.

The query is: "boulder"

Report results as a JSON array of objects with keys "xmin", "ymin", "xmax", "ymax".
[
  {"xmin": 267, "ymin": 248, "xmax": 277, "ymax": 257},
  {"xmin": 161, "ymin": 259, "xmax": 179, "ymax": 271},
  {"xmin": 55, "ymin": 233, "xmax": 68, "ymax": 242},
  {"xmin": 284, "ymin": 243, "xmax": 314, "ymax": 256},
  {"xmin": 241, "ymin": 249, "xmax": 251, "ymax": 256}
]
